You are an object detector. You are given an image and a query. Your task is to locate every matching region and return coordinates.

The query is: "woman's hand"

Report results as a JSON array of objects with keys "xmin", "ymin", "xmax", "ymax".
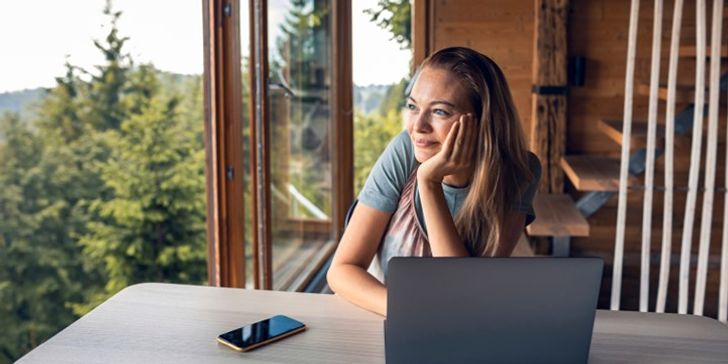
[{"xmin": 417, "ymin": 113, "xmax": 477, "ymax": 186}]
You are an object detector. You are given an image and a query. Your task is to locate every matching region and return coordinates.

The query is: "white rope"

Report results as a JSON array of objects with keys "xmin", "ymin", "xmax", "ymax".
[
  {"xmin": 722, "ymin": 127, "xmax": 728, "ymax": 321},
  {"xmin": 679, "ymin": 0, "xmax": 707, "ymax": 315},
  {"xmin": 723, "ymin": 78, "xmax": 728, "ymax": 322},
  {"xmin": 640, "ymin": 0, "xmax": 664, "ymax": 313},
  {"xmin": 695, "ymin": 0, "xmax": 724, "ymax": 316},
  {"xmin": 657, "ymin": 0, "xmax": 684, "ymax": 314},
  {"xmin": 612, "ymin": 0, "xmax": 640, "ymax": 311}
]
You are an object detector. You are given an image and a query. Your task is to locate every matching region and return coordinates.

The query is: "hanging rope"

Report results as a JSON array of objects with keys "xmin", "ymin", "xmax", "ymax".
[
  {"xmin": 657, "ymin": 0, "xmax": 684, "ymax": 314},
  {"xmin": 679, "ymin": 0, "xmax": 707, "ymax": 315},
  {"xmin": 640, "ymin": 0, "xmax": 664, "ymax": 313},
  {"xmin": 695, "ymin": 0, "xmax": 725, "ymax": 317},
  {"xmin": 612, "ymin": 0, "xmax": 641, "ymax": 311}
]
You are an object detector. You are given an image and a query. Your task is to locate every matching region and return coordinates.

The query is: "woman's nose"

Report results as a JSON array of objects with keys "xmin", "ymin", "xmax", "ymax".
[{"xmin": 412, "ymin": 112, "xmax": 430, "ymax": 132}]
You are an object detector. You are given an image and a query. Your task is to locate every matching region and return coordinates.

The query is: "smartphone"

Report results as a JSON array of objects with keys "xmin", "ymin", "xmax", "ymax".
[{"xmin": 217, "ymin": 315, "xmax": 306, "ymax": 352}]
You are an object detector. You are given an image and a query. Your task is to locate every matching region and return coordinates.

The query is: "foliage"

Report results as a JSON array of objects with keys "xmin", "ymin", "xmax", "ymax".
[
  {"xmin": 0, "ymin": 113, "xmax": 86, "ymax": 361},
  {"xmin": 75, "ymin": 96, "xmax": 206, "ymax": 313},
  {"xmin": 365, "ymin": 0, "xmax": 411, "ymax": 49}
]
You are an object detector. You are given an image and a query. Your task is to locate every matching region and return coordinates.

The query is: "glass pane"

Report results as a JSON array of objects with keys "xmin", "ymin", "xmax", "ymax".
[
  {"xmin": 0, "ymin": 1, "xmax": 205, "ymax": 360},
  {"xmin": 267, "ymin": 0, "xmax": 336, "ymax": 290}
]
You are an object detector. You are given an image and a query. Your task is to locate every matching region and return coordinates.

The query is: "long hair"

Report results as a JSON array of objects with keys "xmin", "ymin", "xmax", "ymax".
[{"xmin": 418, "ymin": 47, "xmax": 535, "ymax": 256}]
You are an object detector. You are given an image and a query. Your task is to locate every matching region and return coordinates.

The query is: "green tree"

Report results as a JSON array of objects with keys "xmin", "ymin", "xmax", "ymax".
[
  {"xmin": 365, "ymin": 0, "xmax": 411, "ymax": 49},
  {"xmin": 77, "ymin": 93, "xmax": 207, "ymax": 312},
  {"xmin": 354, "ymin": 108, "xmax": 403, "ymax": 195},
  {"xmin": 0, "ymin": 113, "xmax": 89, "ymax": 362},
  {"xmin": 86, "ymin": 3, "xmax": 132, "ymax": 131}
]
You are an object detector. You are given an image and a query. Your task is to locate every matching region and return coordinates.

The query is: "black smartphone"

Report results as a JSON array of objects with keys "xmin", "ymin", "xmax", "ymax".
[{"xmin": 217, "ymin": 315, "xmax": 306, "ymax": 352}]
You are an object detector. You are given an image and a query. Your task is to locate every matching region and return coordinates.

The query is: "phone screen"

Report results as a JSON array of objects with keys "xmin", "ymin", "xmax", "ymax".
[{"xmin": 218, "ymin": 315, "xmax": 306, "ymax": 351}]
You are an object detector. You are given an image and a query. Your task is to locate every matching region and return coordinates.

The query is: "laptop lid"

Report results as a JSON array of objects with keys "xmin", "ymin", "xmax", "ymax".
[{"xmin": 385, "ymin": 257, "xmax": 603, "ymax": 364}]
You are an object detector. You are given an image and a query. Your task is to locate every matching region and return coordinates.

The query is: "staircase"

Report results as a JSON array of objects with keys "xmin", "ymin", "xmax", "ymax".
[{"xmin": 527, "ymin": 43, "xmax": 728, "ymax": 257}]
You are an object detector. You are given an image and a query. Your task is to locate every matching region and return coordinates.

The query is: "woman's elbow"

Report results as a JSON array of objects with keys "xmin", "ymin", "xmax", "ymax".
[{"xmin": 326, "ymin": 263, "xmax": 340, "ymax": 293}]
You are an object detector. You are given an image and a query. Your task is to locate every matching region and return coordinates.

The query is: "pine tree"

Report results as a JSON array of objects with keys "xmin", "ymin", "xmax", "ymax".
[
  {"xmin": 77, "ymin": 88, "xmax": 207, "ymax": 311},
  {"xmin": 0, "ymin": 113, "xmax": 87, "ymax": 362}
]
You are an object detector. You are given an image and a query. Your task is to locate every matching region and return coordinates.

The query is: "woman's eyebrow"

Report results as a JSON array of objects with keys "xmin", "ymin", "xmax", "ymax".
[
  {"xmin": 430, "ymin": 100, "xmax": 456, "ymax": 108},
  {"xmin": 407, "ymin": 96, "xmax": 455, "ymax": 109},
  {"xmin": 408, "ymin": 96, "xmax": 456, "ymax": 108}
]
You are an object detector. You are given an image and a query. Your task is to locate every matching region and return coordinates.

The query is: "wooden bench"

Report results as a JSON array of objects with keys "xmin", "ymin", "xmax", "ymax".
[{"xmin": 527, "ymin": 193, "xmax": 589, "ymax": 256}]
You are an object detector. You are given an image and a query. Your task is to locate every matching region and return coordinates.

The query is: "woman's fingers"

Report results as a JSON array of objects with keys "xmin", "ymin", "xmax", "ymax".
[
  {"xmin": 441, "ymin": 119, "xmax": 460, "ymax": 160},
  {"xmin": 451, "ymin": 113, "xmax": 472, "ymax": 166}
]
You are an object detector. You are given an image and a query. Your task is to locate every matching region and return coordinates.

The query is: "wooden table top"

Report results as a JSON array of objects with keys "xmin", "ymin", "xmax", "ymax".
[{"xmin": 17, "ymin": 283, "xmax": 728, "ymax": 363}]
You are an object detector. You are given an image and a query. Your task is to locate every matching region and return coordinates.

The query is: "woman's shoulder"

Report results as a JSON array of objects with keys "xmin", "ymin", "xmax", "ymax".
[
  {"xmin": 357, "ymin": 130, "xmax": 417, "ymax": 213},
  {"xmin": 381, "ymin": 130, "xmax": 417, "ymax": 171}
]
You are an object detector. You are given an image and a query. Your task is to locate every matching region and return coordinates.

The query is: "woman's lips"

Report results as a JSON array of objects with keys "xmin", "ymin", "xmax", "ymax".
[{"xmin": 414, "ymin": 139, "xmax": 437, "ymax": 148}]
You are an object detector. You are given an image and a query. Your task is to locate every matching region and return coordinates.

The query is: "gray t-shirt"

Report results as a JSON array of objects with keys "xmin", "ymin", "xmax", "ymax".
[{"xmin": 358, "ymin": 130, "xmax": 541, "ymax": 232}]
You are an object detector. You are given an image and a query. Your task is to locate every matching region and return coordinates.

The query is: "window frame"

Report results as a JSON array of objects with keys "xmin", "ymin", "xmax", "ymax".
[
  {"xmin": 202, "ymin": 0, "xmax": 246, "ymax": 288},
  {"xmin": 203, "ymin": 0, "xmax": 354, "ymax": 290}
]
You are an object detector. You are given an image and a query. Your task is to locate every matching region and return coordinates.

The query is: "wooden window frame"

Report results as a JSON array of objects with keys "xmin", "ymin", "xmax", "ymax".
[
  {"xmin": 202, "ymin": 0, "xmax": 246, "ymax": 288},
  {"xmin": 203, "ymin": 0, "xmax": 353, "ymax": 290}
]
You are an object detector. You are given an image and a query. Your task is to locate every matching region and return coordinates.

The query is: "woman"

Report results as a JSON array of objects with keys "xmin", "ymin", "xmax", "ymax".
[{"xmin": 327, "ymin": 47, "xmax": 541, "ymax": 316}]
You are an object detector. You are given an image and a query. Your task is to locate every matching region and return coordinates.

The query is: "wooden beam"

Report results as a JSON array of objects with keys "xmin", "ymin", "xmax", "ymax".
[
  {"xmin": 202, "ymin": 0, "xmax": 246, "ymax": 288},
  {"xmin": 412, "ymin": 0, "xmax": 432, "ymax": 69},
  {"xmin": 529, "ymin": 0, "xmax": 568, "ymax": 193}
]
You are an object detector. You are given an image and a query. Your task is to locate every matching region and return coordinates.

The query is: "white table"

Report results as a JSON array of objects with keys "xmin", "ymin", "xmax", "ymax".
[{"xmin": 18, "ymin": 283, "xmax": 728, "ymax": 363}]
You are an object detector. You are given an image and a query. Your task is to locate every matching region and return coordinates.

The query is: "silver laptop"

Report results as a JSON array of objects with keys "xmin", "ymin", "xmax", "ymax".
[{"xmin": 385, "ymin": 257, "xmax": 603, "ymax": 364}]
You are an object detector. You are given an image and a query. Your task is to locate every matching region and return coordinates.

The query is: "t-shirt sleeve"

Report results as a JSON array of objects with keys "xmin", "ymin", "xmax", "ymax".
[
  {"xmin": 357, "ymin": 131, "xmax": 415, "ymax": 213},
  {"xmin": 511, "ymin": 152, "xmax": 542, "ymax": 226}
]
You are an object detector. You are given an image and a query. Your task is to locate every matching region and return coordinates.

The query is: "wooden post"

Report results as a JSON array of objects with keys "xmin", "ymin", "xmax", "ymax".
[
  {"xmin": 412, "ymin": 0, "xmax": 432, "ymax": 70},
  {"xmin": 529, "ymin": 0, "xmax": 568, "ymax": 193}
]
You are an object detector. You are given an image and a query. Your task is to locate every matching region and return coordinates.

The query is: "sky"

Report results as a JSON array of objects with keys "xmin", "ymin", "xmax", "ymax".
[{"xmin": 0, "ymin": 0, "xmax": 411, "ymax": 93}]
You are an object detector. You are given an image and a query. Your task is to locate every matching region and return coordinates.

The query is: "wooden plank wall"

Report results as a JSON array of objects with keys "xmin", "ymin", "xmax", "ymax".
[
  {"xmin": 430, "ymin": 0, "xmax": 534, "ymax": 137},
  {"xmin": 430, "ymin": 0, "xmax": 727, "ymax": 317}
]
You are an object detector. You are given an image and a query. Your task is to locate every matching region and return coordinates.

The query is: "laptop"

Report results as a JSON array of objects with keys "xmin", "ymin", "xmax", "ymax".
[{"xmin": 385, "ymin": 257, "xmax": 603, "ymax": 364}]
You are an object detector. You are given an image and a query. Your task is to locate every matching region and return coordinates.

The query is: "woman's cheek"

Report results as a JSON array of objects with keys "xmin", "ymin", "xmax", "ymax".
[{"xmin": 438, "ymin": 120, "xmax": 457, "ymax": 142}]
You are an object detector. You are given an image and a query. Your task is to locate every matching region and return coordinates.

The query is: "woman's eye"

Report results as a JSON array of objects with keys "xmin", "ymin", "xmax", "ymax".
[
  {"xmin": 433, "ymin": 109, "xmax": 450, "ymax": 117},
  {"xmin": 406, "ymin": 103, "xmax": 417, "ymax": 111}
]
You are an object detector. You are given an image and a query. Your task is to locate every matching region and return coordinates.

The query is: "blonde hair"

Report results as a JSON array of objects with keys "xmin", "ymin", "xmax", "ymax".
[{"xmin": 418, "ymin": 47, "xmax": 535, "ymax": 256}]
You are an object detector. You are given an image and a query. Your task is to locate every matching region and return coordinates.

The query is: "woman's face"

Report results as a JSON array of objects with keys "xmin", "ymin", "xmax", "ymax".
[{"xmin": 405, "ymin": 66, "xmax": 476, "ymax": 163}]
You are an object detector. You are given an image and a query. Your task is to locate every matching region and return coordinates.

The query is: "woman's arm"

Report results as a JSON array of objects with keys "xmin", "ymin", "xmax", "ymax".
[
  {"xmin": 326, "ymin": 203, "xmax": 392, "ymax": 316},
  {"xmin": 417, "ymin": 180, "xmax": 470, "ymax": 257},
  {"xmin": 417, "ymin": 115, "xmax": 476, "ymax": 256}
]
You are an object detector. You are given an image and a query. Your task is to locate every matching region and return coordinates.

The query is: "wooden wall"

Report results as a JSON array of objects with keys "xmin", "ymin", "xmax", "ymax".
[
  {"xmin": 429, "ymin": 0, "xmax": 534, "ymax": 137},
  {"xmin": 429, "ymin": 0, "xmax": 727, "ymax": 317}
]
